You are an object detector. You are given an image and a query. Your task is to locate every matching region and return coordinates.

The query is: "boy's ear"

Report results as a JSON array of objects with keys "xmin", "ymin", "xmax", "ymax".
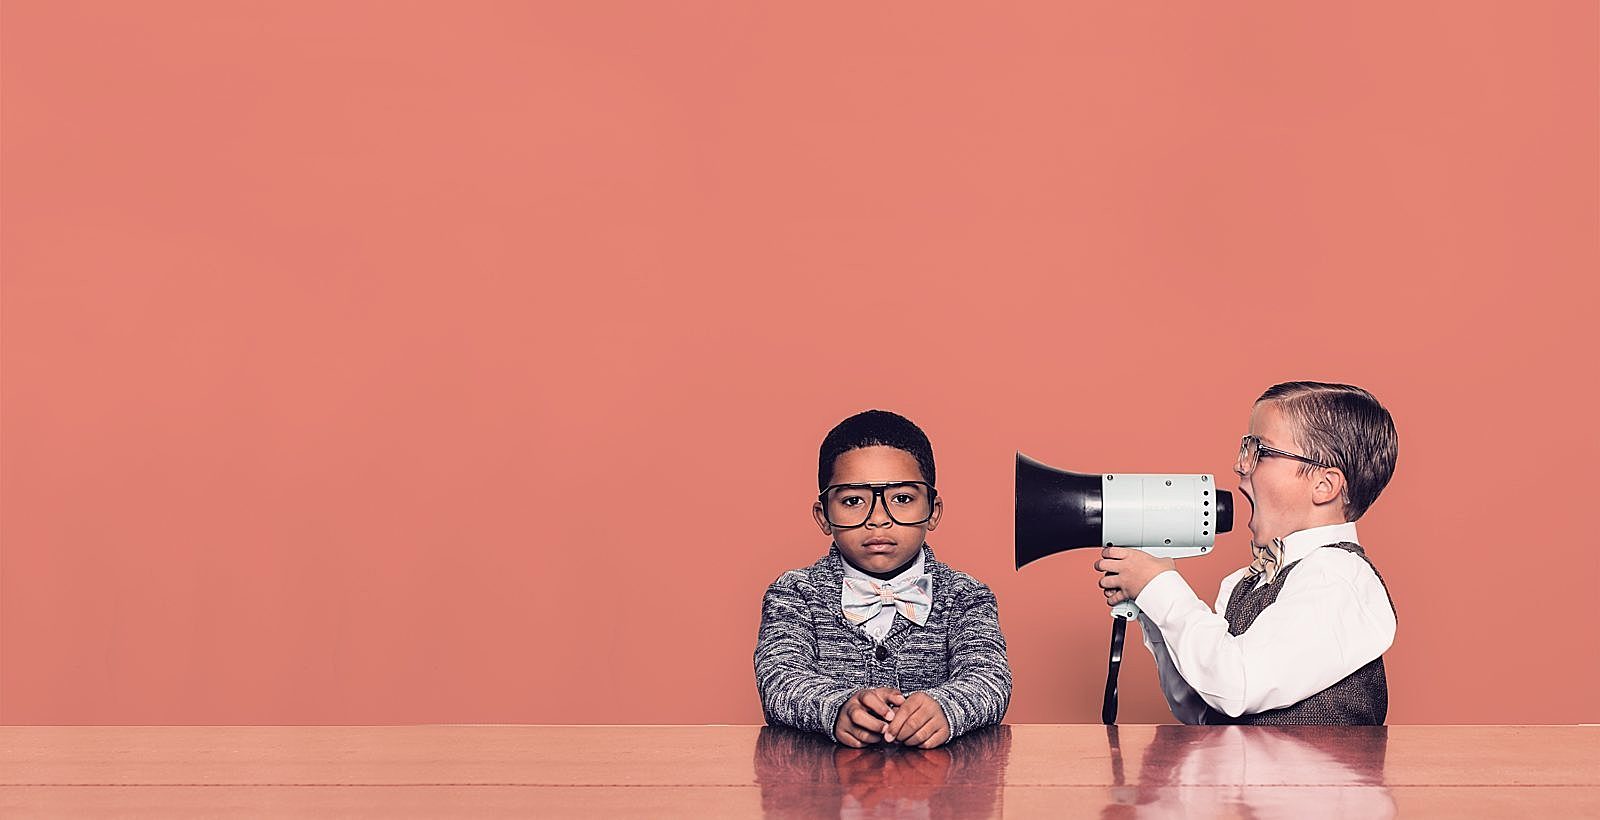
[
  {"xmin": 925, "ymin": 496, "xmax": 944, "ymax": 531},
  {"xmin": 1311, "ymin": 466, "xmax": 1347, "ymax": 509},
  {"xmin": 812, "ymin": 501, "xmax": 832, "ymax": 534}
]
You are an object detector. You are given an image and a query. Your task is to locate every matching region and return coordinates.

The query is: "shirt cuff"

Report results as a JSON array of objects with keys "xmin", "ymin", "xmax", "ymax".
[{"xmin": 1135, "ymin": 569, "xmax": 1206, "ymax": 630}]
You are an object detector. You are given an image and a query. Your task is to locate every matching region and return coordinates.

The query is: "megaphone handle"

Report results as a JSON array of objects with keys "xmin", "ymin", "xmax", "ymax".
[
  {"xmin": 1111, "ymin": 600, "xmax": 1141, "ymax": 620},
  {"xmin": 1101, "ymin": 616, "xmax": 1126, "ymax": 725}
]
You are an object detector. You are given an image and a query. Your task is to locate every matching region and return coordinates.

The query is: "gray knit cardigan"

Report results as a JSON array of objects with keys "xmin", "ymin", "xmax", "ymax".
[{"xmin": 753, "ymin": 544, "xmax": 1011, "ymax": 742}]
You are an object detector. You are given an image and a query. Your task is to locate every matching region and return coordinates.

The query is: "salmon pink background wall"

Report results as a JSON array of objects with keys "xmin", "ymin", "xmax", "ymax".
[{"xmin": 3, "ymin": 2, "xmax": 1596, "ymax": 725}]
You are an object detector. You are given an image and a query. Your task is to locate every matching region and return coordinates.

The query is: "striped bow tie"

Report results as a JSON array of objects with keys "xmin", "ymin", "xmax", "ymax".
[
  {"xmin": 841, "ymin": 575, "xmax": 933, "ymax": 627},
  {"xmin": 1247, "ymin": 537, "xmax": 1287, "ymax": 585}
]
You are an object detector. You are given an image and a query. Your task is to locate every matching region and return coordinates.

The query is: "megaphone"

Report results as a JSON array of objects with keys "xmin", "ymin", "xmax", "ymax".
[
  {"xmin": 1015, "ymin": 453, "xmax": 1234, "ymax": 620},
  {"xmin": 1015, "ymin": 452, "xmax": 1236, "ymax": 724}
]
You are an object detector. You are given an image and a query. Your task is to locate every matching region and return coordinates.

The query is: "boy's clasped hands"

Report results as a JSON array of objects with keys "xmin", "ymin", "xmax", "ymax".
[{"xmin": 834, "ymin": 687, "xmax": 951, "ymax": 749}]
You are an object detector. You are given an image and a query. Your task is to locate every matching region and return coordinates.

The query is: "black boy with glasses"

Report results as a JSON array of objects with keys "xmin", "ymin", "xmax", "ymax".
[
  {"xmin": 754, "ymin": 410, "xmax": 1011, "ymax": 748},
  {"xmin": 1097, "ymin": 382, "xmax": 1400, "ymax": 724}
]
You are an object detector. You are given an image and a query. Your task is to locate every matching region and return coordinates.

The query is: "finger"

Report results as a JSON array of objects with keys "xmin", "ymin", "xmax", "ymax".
[
  {"xmin": 915, "ymin": 725, "xmax": 950, "ymax": 749},
  {"xmin": 848, "ymin": 722, "xmax": 882, "ymax": 745},
  {"xmin": 849, "ymin": 704, "xmax": 888, "ymax": 735},
  {"xmin": 884, "ymin": 694, "xmax": 913, "ymax": 736},
  {"xmin": 1099, "ymin": 574, "xmax": 1122, "ymax": 590},
  {"xmin": 860, "ymin": 690, "xmax": 894, "ymax": 721},
  {"xmin": 836, "ymin": 727, "xmax": 863, "ymax": 748},
  {"xmin": 885, "ymin": 704, "xmax": 912, "ymax": 742},
  {"xmin": 1102, "ymin": 546, "xmax": 1129, "ymax": 559},
  {"xmin": 859, "ymin": 690, "xmax": 885, "ymax": 717},
  {"xmin": 886, "ymin": 690, "xmax": 906, "ymax": 706},
  {"xmin": 887, "ymin": 694, "xmax": 931, "ymax": 738},
  {"xmin": 906, "ymin": 714, "xmax": 945, "ymax": 747},
  {"xmin": 854, "ymin": 716, "xmax": 888, "ymax": 735},
  {"xmin": 896, "ymin": 702, "xmax": 936, "ymax": 741},
  {"xmin": 853, "ymin": 716, "xmax": 888, "ymax": 735}
]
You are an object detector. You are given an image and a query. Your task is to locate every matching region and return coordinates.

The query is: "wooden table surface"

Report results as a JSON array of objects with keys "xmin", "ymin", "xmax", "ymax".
[{"xmin": 3, "ymin": 725, "xmax": 1596, "ymax": 817}]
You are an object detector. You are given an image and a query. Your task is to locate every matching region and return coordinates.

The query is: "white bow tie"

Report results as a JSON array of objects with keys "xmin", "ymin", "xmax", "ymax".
[{"xmin": 841, "ymin": 575, "xmax": 933, "ymax": 627}]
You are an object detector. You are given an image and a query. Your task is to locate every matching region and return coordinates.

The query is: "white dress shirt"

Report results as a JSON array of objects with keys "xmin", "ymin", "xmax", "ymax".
[
  {"xmin": 1135, "ymin": 522, "xmax": 1397, "ymax": 722},
  {"xmin": 840, "ymin": 548, "xmax": 928, "ymax": 642}
]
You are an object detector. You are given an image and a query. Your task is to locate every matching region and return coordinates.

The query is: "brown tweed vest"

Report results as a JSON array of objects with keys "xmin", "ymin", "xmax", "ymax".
[{"xmin": 1203, "ymin": 542, "xmax": 1395, "ymax": 726}]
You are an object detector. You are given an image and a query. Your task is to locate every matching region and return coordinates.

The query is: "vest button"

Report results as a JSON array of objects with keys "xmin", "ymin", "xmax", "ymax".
[{"xmin": 875, "ymin": 645, "xmax": 889, "ymax": 661}]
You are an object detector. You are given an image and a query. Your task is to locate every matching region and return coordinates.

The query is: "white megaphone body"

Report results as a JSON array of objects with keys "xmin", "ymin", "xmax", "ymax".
[{"xmin": 1015, "ymin": 453, "xmax": 1235, "ymax": 620}]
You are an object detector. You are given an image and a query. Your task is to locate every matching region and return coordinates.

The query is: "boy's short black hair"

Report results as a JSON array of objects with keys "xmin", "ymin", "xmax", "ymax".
[
  {"xmin": 1257, "ymin": 381, "xmax": 1398, "ymax": 521},
  {"xmin": 818, "ymin": 410, "xmax": 936, "ymax": 490}
]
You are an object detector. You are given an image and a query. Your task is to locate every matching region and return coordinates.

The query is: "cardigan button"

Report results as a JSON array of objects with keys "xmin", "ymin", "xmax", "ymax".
[{"xmin": 874, "ymin": 645, "xmax": 889, "ymax": 661}]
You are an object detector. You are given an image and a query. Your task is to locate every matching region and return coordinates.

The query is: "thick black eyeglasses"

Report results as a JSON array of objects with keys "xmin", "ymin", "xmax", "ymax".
[
  {"xmin": 1237, "ymin": 434, "xmax": 1329, "ymax": 475},
  {"xmin": 818, "ymin": 481, "xmax": 937, "ymax": 529}
]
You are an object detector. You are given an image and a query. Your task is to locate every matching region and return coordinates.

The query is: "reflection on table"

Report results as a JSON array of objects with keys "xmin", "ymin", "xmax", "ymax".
[
  {"xmin": 1101, "ymin": 724, "xmax": 1394, "ymax": 819},
  {"xmin": 754, "ymin": 723, "xmax": 1393, "ymax": 819},
  {"xmin": 755, "ymin": 725, "xmax": 1011, "ymax": 819},
  {"xmin": 2, "ymin": 724, "xmax": 1594, "ymax": 817}
]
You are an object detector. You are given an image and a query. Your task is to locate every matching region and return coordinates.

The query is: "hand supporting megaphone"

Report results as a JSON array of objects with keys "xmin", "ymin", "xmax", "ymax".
[{"xmin": 1096, "ymin": 547, "xmax": 1177, "ymax": 618}]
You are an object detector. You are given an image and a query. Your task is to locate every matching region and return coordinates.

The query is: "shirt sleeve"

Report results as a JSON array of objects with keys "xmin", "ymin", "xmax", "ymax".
[
  {"xmin": 753, "ymin": 579, "xmax": 860, "ymax": 739},
  {"xmin": 1134, "ymin": 552, "xmax": 1396, "ymax": 719},
  {"xmin": 921, "ymin": 582, "xmax": 1012, "ymax": 740}
]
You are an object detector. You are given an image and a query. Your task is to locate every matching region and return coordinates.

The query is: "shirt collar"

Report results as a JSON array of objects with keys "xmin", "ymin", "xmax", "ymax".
[
  {"xmin": 1278, "ymin": 521, "xmax": 1360, "ymax": 565},
  {"xmin": 839, "ymin": 546, "xmax": 926, "ymax": 583}
]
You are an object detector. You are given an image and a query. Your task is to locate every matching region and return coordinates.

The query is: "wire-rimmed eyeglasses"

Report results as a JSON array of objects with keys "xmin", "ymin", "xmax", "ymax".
[{"xmin": 1236, "ymin": 434, "xmax": 1328, "ymax": 476}]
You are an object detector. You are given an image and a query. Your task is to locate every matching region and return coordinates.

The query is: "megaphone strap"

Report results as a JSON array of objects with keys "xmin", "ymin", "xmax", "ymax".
[{"xmin": 1102, "ymin": 617, "xmax": 1126, "ymax": 725}]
